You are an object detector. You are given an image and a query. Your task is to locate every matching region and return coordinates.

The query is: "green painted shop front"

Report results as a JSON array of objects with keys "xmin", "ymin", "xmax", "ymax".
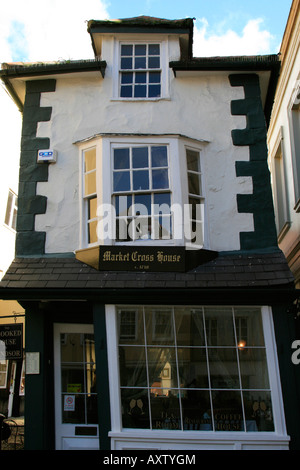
[{"xmin": 18, "ymin": 280, "xmax": 299, "ymax": 451}]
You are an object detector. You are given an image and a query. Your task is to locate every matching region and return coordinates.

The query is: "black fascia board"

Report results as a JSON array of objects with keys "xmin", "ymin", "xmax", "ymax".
[
  {"xmin": 0, "ymin": 59, "xmax": 107, "ymax": 80},
  {"xmin": 0, "ymin": 286, "xmax": 297, "ymax": 305}
]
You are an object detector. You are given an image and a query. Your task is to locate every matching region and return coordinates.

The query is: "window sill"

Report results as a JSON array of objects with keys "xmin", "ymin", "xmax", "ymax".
[
  {"xmin": 110, "ymin": 96, "xmax": 171, "ymax": 102},
  {"xmin": 109, "ymin": 430, "xmax": 290, "ymax": 450}
]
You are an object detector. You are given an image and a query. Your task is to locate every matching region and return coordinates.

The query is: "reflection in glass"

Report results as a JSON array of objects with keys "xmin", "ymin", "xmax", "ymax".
[
  {"xmin": 119, "ymin": 346, "xmax": 147, "ymax": 388},
  {"xmin": 60, "ymin": 333, "xmax": 97, "ymax": 424},
  {"xmin": 178, "ymin": 348, "xmax": 208, "ymax": 389},
  {"xmin": 243, "ymin": 391, "xmax": 274, "ymax": 432},
  {"xmin": 212, "ymin": 390, "xmax": 243, "ymax": 432},
  {"xmin": 117, "ymin": 306, "xmax": 274, "ymax": 433},
  {"xmin": 181, "ymin": 390, "xmax": 212, "ymax": 430},
  {"xmin": 151, "ymin": 392, "xmax": 180, "ymax": 430},
  {"xmin": 121, "ymin": 388, "xmax": 150, "ymax": 429}
]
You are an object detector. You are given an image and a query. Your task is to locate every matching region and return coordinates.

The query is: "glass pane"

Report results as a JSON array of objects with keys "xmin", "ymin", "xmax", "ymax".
[
  {"xmin": 62, "ymin": 394, "xmax": 86, "ymax": 424},
  {"xmin": 121, "ymin": 72, "xmax": 133, "ymax": 84},
  {"xmin": 208, "ymin": 348, "xmax": 240, "ymax": 389},
  {"xmin": 135, "ymin": 44, "xmax": 146, "ymax": 56},
  {"xmin": 88, "ymin": 220, "xmax": 98, "ymax": 244},
  {"xmin": 153, "ymin": 193, "xmax": 171, "ymax": 213},
  {"xmin": 61, "ymin": 363, "xmax": 85, "ymax": 393},
  {"xmin": 152, "ymin": 169, "xmax": 169, "ymax": 189},
  {"xmin": 114, "ymin": 148, "xmax": 130, "ymax": 169},
  {"xmin": 149, "ymin": 72, "xmax": 161, "ymax": 83},
  {"xmin": 149, "ymin": 85, "xmax": 161, "ymax": 98},
  {"xmin": 84, "ymin": 171, "xmax": 96, "ymax": 196},
  {"xmin": 115, "ymin": 195, "xmax": 132, "ymax": 216},
  {"xmin": 134, "ymin": 85, "xmax": 147, "ymax": 98},
  {"xmin": 121, "ymin": 85, "xmax": 133, "ymax": 98},
  {"xmin": 212, "ymin": 391, "xmax": 244, "ymax": 431},
  {"xmin": 121, "ymin": 57, "xmax": 132, "ymax": 70},
  {"xmin": 118, "ymin": 308, "xmax": 144, "ymax": 343},
  {"xmin": 189, "ymin": 197, "xmax": 202, "ymax": 221},
  {"xmin": 121, "ymin": 44, "xmax": 133, "ymax": 56},
  {"xmin": 149, "ymin": 44, "xmax": 160, "ymax": 55},
  {"xmin": 84, "ymin": 148, "xmax": 96, "ymax": 172},
  {"xmin": 119, "ymin": 346, "xmax": 147, "ymax": 387},
  {"xmin": 181, "ymin": 390, "xmax": 212, "ymax": 430},
  {"xmin": 178, "ymin": 347, "xmax": 208, "ymax": 388},
  {"xmin": 239, "ymin": 348, "xmax": 270, "ymax": 389},
  {"xmin": 134, "ymin": 193, "xmax": 151, "ymax": 215},
  {"xmin": 147, "ymin": 348, "xmax": 178, "ymax": 391},
  {"xmin": 132, "ymin": 147, "xmax": 148, "ymax": 168},
  {"xmin": 148, "ymin": 56, "xmax": 160, "ymax": 69},
  {"xmin": 135, "ymin": 57, "xmax": 146, "ymax": 69},
  {"xmin": 235, "ymin": 308, "xmax": 265, "ymax": 346},
  {"xmin": 61, "ymin": 333, "xmax": 92, "ymax": 362},
  {"xmin": 151, "ymin": 392, "xmax": 181, "ymax": 430},
  {"xmin": 186, "ymin": 149, "xmax": 200, "ymax": 172},
  {"xmin": 121, "ymin": 388, "xmax": 150, "ymax": 429},
  {"xmin": 113, "ymin": 171, "xmax": 130, "ymax": 192},
  {"xmin": 204, "ymin": 307, "xmax": 235, "ymax": 346},
  {"xmin": 153, "ymin": 215, "xmax": 172, "ymax": 239},
  {"xmin": 151, "ymin": 146, "xmax": 168, "ymax": 167},
  {"xmin": 135, "ymin": 72, "xmax": 147, "ymax": 84},
  {"xmin": 243, "ymin": 391, "xmax": 274, "ymax": 431},
  {"xmin": 88, "ymin": 197, "xmax": 97, "ymax": 220},
  {"xmin": 145, "ymin": 308, "xmax": 174, "ymax": 345},
  {"xmin": 133, "ymin": 170, "xmax": 149, "ymax": 190},
  {"xmin": 188, "ymin": 173, "xmax": 201, "ymax": 195},
  {"xmin": 175, "ymin": 308, "xmax": 205, "ymax": 346}
]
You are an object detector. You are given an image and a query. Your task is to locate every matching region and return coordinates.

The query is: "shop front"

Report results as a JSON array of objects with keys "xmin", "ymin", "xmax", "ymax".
[{"xmin": 5, "ymin": 252, "xmax": 297, "ymax": 450}]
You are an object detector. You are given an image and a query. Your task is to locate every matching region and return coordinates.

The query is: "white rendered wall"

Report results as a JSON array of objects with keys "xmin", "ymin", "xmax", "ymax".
[{"xmin": 35, "ymin": 37, "xmax": 254, "ymax": 254}]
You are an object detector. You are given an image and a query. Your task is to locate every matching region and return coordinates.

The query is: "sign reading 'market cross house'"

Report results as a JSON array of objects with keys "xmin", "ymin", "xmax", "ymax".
[{"xmin": 99, "ymin": 246, "xmax": 186, "ymax": 272}]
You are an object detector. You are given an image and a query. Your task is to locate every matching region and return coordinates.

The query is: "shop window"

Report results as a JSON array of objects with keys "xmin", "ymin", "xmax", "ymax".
[
  {"xmin": 116, "ymin": 306, "xmax": 276, "ymax": 432},
  {"xmin": 4, "ymin": 189, "xmax": 18, "ymax": 231}
]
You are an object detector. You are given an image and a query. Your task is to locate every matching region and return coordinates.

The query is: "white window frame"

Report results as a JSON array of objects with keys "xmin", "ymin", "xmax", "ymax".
[
  {"xmin": 270, "ymin": 128, "xmax": 291, "ymax": 241},
  {"xmin": 288, "ymin": 79, "xmax": 300, "ymax": 212},
  {"xmin": 112, "ymin": 36, "xmax": 170, "ymax": 101},
  {"xmin": 105, "ymin": 304, "xmax": 289, "ymax": 450},
  {"xmin": 78, "ymin": 135, "xmax": 208, "ymax": 249},
  {"xmin": 4, "ymin": 189, "xmax": 18, "ymax": 232}
]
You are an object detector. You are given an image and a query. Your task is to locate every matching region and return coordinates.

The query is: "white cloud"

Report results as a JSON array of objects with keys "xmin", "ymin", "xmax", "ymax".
[
  {"xmin": 0, "ymin": 0, "xmax": 110, "ymax": 63},
  {"xmin": 193, "ymin": 18, "xmax": 274, "ymax": 57}
]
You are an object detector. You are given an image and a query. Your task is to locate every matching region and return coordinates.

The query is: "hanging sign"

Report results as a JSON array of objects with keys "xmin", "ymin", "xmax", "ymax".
[{"xmin": 0, "ymin": 324, "xmax": 23, "ymax": 360}]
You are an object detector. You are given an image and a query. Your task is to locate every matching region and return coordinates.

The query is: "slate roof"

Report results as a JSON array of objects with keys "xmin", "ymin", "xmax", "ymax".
[{"xmin": 0, "ymin": 251, "xmax": 294, "ymax": 293}]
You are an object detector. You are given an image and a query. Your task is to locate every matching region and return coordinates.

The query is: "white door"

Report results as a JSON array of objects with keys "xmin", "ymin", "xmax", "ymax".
[
  {"xmin": 7, "ymin": 362, "xmax": 16, "ymax": 417},
  {"xmin": 54, "ymin": 324, "xmax": 99, "ymax": 450}
]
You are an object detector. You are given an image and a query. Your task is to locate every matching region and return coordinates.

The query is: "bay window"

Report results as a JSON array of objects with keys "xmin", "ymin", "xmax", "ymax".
[
  {"xmin": 79, "ymin": 135, "xmax": 207, "ymax": 249},
  {"xmin": 113, "ymin": 144, "xmax": 172, "ymax": 241}
]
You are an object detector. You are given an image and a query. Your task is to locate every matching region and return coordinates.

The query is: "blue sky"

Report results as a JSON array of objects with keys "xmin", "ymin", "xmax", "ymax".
[{"xmin": 0, "ymin": 0, "xmax": 293, "ymax": 64}]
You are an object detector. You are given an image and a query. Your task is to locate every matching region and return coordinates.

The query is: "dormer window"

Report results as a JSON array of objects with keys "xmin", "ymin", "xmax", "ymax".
[{"xmin": 120, "ymin": 43, "xmax": 161, "ymax": 98}]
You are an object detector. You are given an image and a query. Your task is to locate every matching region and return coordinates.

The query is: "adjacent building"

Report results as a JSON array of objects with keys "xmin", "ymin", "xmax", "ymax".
[
  {"xmin": 267, "ymin": 0, "xmax": 300, "ymax": 290},
  {"xmin": 0, "ymin": 15, "xmax": 299, "ymax": 450},
  {"xmin": 0, "ymin": 86, "xmax": 24, "ymax": 419}
]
